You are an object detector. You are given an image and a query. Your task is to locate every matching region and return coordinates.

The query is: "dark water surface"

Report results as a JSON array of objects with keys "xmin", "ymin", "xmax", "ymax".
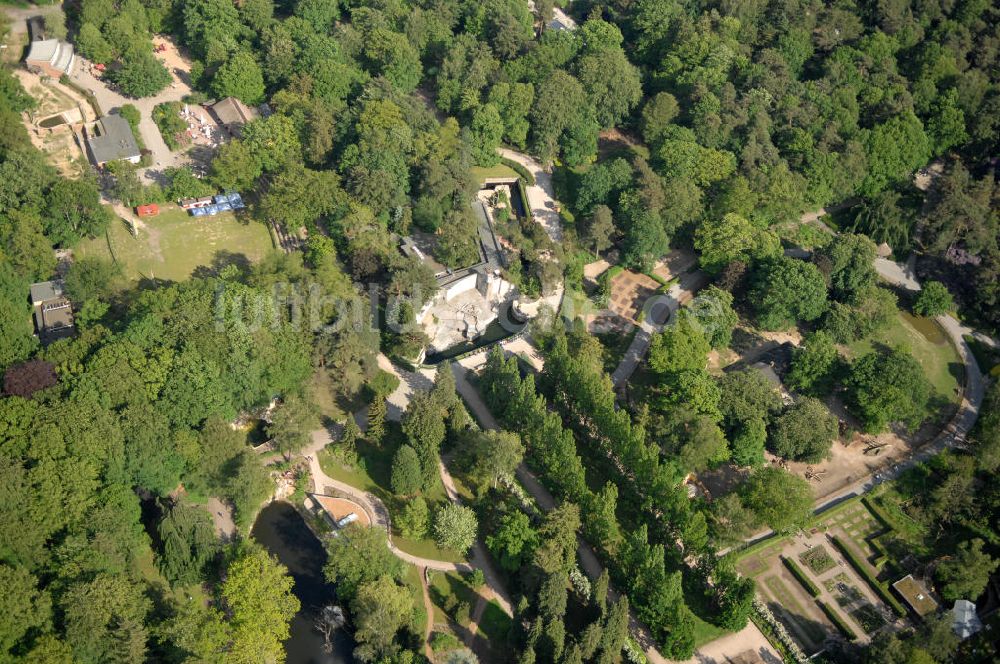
[{"xmin": 251, "ymin": 501, "xmax": 355, "ymax": 663}]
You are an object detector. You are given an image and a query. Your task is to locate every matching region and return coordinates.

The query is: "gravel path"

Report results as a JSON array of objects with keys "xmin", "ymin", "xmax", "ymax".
[
  {"xmin": 610, "ymin": 269, "xmax": 709, "ymax": 387},
  {"xmin": 68, "ymin": 39, "xmax": 194, "ymax": 182},
  {"xmin": 498, "ymin": 148, "xmax": 563, "ymax": 243}
]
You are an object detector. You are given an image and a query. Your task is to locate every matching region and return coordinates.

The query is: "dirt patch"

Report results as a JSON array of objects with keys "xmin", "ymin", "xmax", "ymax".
[
  {"xmin": 583, "ymin": 258, "xmax": 610, "ymax": 281},
  {"xmin": 608, "ymin": 270, "xmax": 660, "ymax": 324},
  {"xmin": 651, "ymin": 249, "xmax": 698, "ymax": 283}
]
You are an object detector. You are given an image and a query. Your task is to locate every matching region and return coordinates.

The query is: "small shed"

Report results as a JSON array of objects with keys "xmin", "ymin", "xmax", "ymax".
[{"xmin": 135, "ymin": 204, "xmax": 159, "ymax": 217}]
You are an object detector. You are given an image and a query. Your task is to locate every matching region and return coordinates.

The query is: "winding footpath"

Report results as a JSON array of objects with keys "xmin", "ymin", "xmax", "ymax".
[
  {"xmin": 734, "ymin": 256, "xmax": 988, "ymax": 552},
  {"xmin": 449, "ymin": 361, "xmax": 779, "ymax": 664},
  {"xmin": 610, "ymin": 269, "xmax": 710, "ymax": 387}
]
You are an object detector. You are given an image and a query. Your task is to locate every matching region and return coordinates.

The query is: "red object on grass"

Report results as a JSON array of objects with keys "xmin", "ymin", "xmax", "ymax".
[{"xmin": 135, "ymin": 204, "xmax": 159, "ymax": 217}]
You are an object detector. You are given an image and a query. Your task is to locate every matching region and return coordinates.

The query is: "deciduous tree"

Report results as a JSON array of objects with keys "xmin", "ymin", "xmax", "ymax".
[
  {"xmin": 740, "ymin": 467, "xmax": 813, "ymax": 533},
  {"xmin": 433, "ymin": 503, "xmax": 478, "ymax": 552},
  {"xmin": 769, "ymin": 398, "xmax": 838, "ymax": 462}
]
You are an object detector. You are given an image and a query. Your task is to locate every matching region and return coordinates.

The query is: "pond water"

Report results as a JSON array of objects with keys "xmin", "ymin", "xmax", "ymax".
[
  {"xmin": 900, "ymin": 311, "xmax": 948, "ymax": 345},
  {"xmin": 424, "ymin": 300, "xmax": 527, "ymax": 364},
  {"xmin": 251, "ymin": 502, "xmax": 355, "ymax": 664},
  {"xmin": 39, "ymin": 115, "xmax": 67, "ymax": 128}
]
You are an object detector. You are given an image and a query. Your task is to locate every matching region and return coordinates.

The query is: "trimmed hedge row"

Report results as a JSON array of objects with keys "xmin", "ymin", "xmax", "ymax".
[
  {"xmin": 500, "ymin": 157, "xmax": 535, "ymax": 185},
  {"xmin": 817, "ymin": 600, "xmax": 858, "ymax": 640},
  {"xmin": 516, "ymin": 178, "xmax": 534, "ymax": 223},
  {"xmin": 782, "ymin": 556, "xmax": 820, "ymax": 597},
  {"xmin": 830, "ymin": 536, "xmax": 907, "ymax": 617}
]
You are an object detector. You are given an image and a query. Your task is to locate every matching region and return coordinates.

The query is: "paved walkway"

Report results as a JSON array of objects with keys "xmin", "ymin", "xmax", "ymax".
[
  {"xmin": 68, "ymin": 40, "xmax": 193, "ymax": 182},
  {"xmin": 610, "ymin": 269, "xmax": 709, "ymax": 387},
  {"xmin": 206, "ymin": 495, "xmax": 236, "ymax": 540},
  {"xmin": 498, "ymin": 148, "xmax": 563, "ymax": 243}
]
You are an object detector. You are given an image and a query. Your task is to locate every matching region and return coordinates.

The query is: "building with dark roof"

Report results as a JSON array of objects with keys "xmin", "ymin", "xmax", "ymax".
[
  {"xmin": 86, "ymin": 114, "xmax": 141, "ymax": 167},
  {"xmin": 206, "ymin": 97, "xmax": 258, "ymax": 138},
  {"xmin": 30, "ymin": 280, "xmax": 74, "ymax": 343},
  {"xmin": 26, "ymin": 16, "xmax": 46, "ymax": 41}
]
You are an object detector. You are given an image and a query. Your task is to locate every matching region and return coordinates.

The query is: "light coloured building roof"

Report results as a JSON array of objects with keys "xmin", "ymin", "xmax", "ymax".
[
  {"xmin": 310, "ymin": 494, "xmax": 371, "ymax": 528},
  {"xmin": 209, "ymin": 97, "xmax": 258, "ymax": 134},
  {"xmin": 952, "ymin": 599, "xmax": 982, "ymax": 639},
  {"xmin": 25, "ymin": 39, "xmax": 75, "ymax": 76},
  {"xmin": 87, "ymin": 114, "xmax": 140, "ymax": 165}
]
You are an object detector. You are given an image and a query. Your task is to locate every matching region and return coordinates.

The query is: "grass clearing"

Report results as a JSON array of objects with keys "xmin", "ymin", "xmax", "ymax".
[
  {"xmin": 471, "ymin": 163, "xmax": 519, "ymax": 183},
  {"xmin": 317, "ymin": 428, "xmax": 466, "ymax": 564},
  {"xmin": 77, "ymin": 205, "xmax": 275, "ymax": 282},
  {"xmin": 478, "ymin": 600, "xmax": 512, "ymax": 644},
  {"xmin": 691, "ymin": 613, "xmax": 730, "ymax": 648},
  {"xmin": 429, "ymin": 570, "xmax": 476, "ymax": 627},
  {"xmin": 844, "ymin": 310, "xmax": 962, "ymax": 403}
]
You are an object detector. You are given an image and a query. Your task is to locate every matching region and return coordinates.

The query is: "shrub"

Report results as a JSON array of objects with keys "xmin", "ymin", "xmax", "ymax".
[
  {"xmin": 467, "ymin": 568, "xmax": 485, "ymax": 588},
  {"xmin": 782, "ymin": 557, "xmax": 820, "ymax": 597},
  {"xmin": 152, "ymin": 101, "xmax": 187, "ymax": 151},
  {"xmin": 830, "ymin": 536, "xmax": 907, "ymax": 617},
  {"xmin": 430, "ymin": 631, "xmax": 461, "ymax": 652},
  {"xmin": 817, "ymin": 600, "xmax": 857, "ymax": 640},
  {"xmin": 914, "ymin": 280, "xmax": 954, "ymax": 317},
  {"xmin": 501, "ymin": 157, "xmax": 535, "ymax": 185}
]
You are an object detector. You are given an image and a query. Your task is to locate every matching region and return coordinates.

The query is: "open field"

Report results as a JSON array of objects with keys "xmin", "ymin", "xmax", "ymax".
[
  {"xmin": 844, "ymin": 311, "xmax": 962, "ymax": 403},
  {"xmin": 77, "ymin": 205, "xmax": 274, "ymax": 282},
  {"xmin": 471, "ymin": 163, "xmax": 519, "ymax": 183}
]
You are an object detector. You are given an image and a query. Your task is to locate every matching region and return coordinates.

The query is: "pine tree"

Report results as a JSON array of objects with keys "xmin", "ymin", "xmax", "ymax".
[
  {"xmin": 341, "ymin": 415, "xmax": 361, "ymax": 449},
  {"xmin": 367, "ymin": 396, "xmax": 387, "ymax": 445}
]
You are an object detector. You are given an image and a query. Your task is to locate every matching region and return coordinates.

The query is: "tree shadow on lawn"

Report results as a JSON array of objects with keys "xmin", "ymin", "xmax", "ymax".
[{"xmin": 190, "ymin": 250, "xmax": 252, "ymax": 279}]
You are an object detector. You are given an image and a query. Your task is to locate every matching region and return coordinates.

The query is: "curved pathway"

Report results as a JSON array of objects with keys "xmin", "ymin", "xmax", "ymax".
[
  {"xmin": 610, "ymin": 269, "xmax": 709, "ymax": 387},
  {"xmin": 498, "ymin": 148, "xmax": 563, "ymax": 243},
  {"xmin": 732, "ymin": 256, "xmax": 987, "ymax": 553},
  {"xmin": 306, "ymin": 452, "xmax": 469, "ymax": 572}
]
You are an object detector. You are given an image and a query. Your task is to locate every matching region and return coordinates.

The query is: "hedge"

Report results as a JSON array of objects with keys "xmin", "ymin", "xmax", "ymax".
[
  {"xmin": 817, "ymin": 600, "xmax": 857, "ymax": 640},
  {"xmin": 500, "ymin": 157, "xmax": 535, "ymax": 185},
  {"xmin": 782, "ymin": 556, "xmax": 820, "ymax": 597},
  {"xmin": 830, "ymin": 536, "xmax": 907, "ymax": 617},
  {"xmin": 516, "ymin": 178, "xmax": 534, "ymax": 223}
]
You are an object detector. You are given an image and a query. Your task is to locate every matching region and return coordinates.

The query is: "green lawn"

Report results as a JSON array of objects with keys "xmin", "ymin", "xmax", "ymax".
[
  {"xmin": 691, "ymin": 614, "xmax": 730, "ymax": 648},
  {"xmin": 401, "ymin": 564, "xmax": 429, "ymax": 637},
  {"xmin": 428, "ymin": 570, "xmax": 477, "ymax": 627},
  {"xmin": 78, "ymin": 204, "xmax": 275, "ymax": 282},
  {"xmin": 844, "ymin": 311, "xmax": 962, "ymax": 403},
  {"xmin": 478, "ymin": 600, "xmax": 513, "ymax": 644},
  {"xmin": 318, "ymin": 429, "xmax": 467, "ymax": 564},
  {"xmin": 471, "ymin": 163, "xmax": 519, "ymax": 183}
]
